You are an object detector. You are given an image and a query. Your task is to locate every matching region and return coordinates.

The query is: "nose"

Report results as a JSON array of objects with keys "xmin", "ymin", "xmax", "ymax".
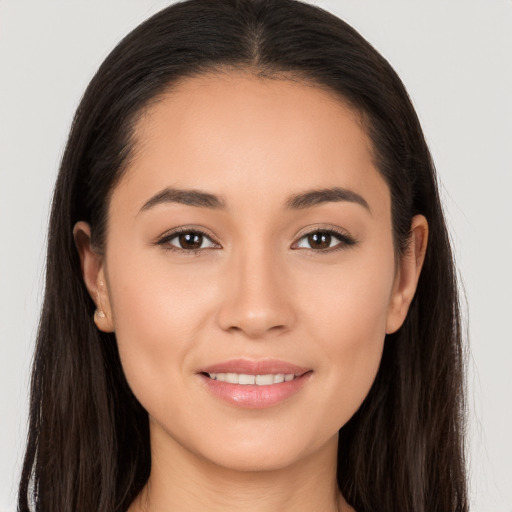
[{"xmin": 216, "ymin": 246, "xmax": 296, "ymax": 339}]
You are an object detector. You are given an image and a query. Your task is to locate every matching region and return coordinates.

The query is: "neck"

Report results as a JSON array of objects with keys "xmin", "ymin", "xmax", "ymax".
[{"xmin": 128, "ymin": 421, "xmax": 354, "ymax": 512}]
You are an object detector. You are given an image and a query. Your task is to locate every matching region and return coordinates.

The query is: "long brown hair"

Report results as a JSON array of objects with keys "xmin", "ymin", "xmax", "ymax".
[{"xmin": 19, "ymin": 1, "xmax": 467, "ymax": 510}]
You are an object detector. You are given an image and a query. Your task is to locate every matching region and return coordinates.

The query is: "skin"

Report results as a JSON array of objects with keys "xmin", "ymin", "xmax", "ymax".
[{"xmin": 74, "ymin": 72, "xmax": 428, "ymax": 512}]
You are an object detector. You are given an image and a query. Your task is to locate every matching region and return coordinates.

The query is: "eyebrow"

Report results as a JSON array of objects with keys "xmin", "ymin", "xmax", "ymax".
[
  {"xmin": 139, "ymin": 188, "xmax": 227, "ymax": 213},
  {"xmin": 139, "ymin": 186, "xmax": 370, "ymax": 214},
  {"xmin": 285, "ymin": 187, "xmax": 371, "ymax": 213}
]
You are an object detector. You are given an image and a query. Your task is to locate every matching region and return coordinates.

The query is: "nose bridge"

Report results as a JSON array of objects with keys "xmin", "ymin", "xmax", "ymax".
[{"xmin": 217, "ymin": 238, "xmax": 295, "ymax": 338}]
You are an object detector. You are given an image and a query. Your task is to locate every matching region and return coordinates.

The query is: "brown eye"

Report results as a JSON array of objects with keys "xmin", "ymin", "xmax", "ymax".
[
  {"xmin": 294, "ymin": 229, "xmax": 356, "ymax": 252},
  {"xmin": 159, "ymin": 230, "xmax": 218, "ymax": 252},
  {"xmin": 307, "ymin": 232, "xmax": 332, "ymax": 249},
  {"xmin": 177, "ymin": 232, "xmax": 203, "ymax": 249}
]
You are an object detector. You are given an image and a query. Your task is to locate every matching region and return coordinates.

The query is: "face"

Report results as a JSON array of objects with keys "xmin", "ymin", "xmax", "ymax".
[{"xmin": 77, "ymin": 72, "xmax": 425, "ymax": 473}]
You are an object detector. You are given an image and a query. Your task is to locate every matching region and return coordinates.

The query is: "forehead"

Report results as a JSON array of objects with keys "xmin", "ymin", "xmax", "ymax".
[{"xmin": 113, "ymin": 72, "xmax": 388, "ymax": 216}]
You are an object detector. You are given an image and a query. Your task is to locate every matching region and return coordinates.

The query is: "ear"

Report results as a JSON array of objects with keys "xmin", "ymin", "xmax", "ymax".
[
  {"xmin": 386, "ymin": 214, "xmax": 428, "ymax": 334},
  {"xmin": 73, "ymin": 221, "xmax": 115, "ymax": 333}
]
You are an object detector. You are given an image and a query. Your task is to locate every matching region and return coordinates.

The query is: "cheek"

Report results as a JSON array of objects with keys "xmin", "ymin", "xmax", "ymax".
[
  {"xmin": 299, "ymin": 245, "xmax": 395, "ymax": 422},
  {"xmin": 304, "ymin": 246, "xmax": 395, "ymax": 341},
  {"xmin": 105, "ymin": 251, "xmax": 217, "ymax": 409}
]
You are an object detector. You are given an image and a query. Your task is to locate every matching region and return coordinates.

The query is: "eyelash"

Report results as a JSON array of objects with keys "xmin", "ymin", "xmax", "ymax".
[
  {"xmin": 156, "ymin": 227, "xmax": 219, "ymax": 256},
  {"xmin": 156, "ymin": 226, "xmax": 357, "ymax": 256}
]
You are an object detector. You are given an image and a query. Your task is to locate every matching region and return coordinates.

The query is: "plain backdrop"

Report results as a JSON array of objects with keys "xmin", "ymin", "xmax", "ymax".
[{"xmin": 1, "ymin": 1, "xmax": 511, "ymax": 511}]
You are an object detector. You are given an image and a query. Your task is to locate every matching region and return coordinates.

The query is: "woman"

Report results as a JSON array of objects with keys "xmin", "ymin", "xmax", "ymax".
[{"xmin": 18, "ymin": 0, "xmax": 467, "ymax": 510}]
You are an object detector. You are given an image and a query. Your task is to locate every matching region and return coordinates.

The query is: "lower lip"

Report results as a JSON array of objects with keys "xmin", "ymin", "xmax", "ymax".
[{"xmin": 199, "ymin": 372, "xmax": 312, "ymax": 409}]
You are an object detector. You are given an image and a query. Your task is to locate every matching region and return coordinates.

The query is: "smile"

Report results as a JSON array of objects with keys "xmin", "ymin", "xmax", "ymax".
[
  {"xmin": 206, "ymin": 372, "xmax": 297, "ymax": 385},
  {"xmin": 198, "ymin": 359, "xmax": 312, "ymax": 408}
]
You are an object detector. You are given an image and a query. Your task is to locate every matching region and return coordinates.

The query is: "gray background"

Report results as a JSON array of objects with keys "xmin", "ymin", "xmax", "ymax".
[{"xmin": 1, "ymin": 1, "xmax": 511, "ymax": 511}]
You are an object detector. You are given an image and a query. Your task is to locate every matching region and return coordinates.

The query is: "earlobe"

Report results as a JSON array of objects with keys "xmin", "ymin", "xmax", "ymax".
[
  {"xmin": 72, "ymin": 221, "xmax": 115, "ymax": 333},
  {"xmin": 386, "ymin": 214, "xmax": 428, "ymax": 334}
]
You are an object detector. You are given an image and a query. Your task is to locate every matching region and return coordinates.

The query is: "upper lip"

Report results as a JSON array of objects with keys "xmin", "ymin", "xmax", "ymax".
[{"xmin": 199, "ymin": 359, "xmax": 311, "ymax": 376}]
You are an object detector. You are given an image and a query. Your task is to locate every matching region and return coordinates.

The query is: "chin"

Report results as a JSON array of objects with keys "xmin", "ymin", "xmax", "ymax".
[
  {"xmin": 190, "ymin": 427, "xmax": 334, "ymax": 474},
  {"xmin": 203, "ymin": 447, "xmax": 305, "ymax": 473}
]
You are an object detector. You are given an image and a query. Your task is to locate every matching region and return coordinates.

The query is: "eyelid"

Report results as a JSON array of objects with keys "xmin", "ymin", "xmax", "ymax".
[
  {"xmin": 155, "ymin": 226, "xmax": 222, "ymax": 254},
  {"xmin": 291, "ymin": 224, "xmax": 357, "ymax": 252}
]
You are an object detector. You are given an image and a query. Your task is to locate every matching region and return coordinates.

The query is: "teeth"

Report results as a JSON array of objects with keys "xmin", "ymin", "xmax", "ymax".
[
  {"xmin": 239, "ymin": 374, "xmax": 255, "ymax": 385},
  {"xmin": 207, "ymin": 372, "xmax": 296, "ymax": 385},
  {"xmin": 225, "ymin": 373, "xmax": 238, "ymax": 384},
  {"xmin": 255, "ymin": 374, "xmax": 274, "ymax": 385}
]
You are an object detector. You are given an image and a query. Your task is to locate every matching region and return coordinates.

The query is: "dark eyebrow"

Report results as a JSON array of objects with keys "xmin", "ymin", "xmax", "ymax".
[
  {"xmin": 139, "ymin": 185, "xmax": 370, "ymax": 215},
  {"xmin": 139, "ymin": 187, "xmax": 227, "ymax": 213},
  {"xmin": 285, "ymin": 187, "xmax": 371, "ymax": 213}
]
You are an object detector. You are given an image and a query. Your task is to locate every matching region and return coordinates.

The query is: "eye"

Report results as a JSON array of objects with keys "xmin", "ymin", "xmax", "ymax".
[
  {"xmin": 294, "ymin": 229, "xmax": 356, "ymax": 252},
  {"xmin": 157, "ymin": 228, "xmax": 220, "ymax": 253}
]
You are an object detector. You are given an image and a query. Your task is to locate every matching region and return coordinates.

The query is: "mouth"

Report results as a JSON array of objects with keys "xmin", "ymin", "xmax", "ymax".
[
  {"xmin": 202, "ymin": 372, "xmax": 300, "ymax": 385},
  {"xmin": 197, "ymin": 359, "xmax": 312, "ymax": 408}
]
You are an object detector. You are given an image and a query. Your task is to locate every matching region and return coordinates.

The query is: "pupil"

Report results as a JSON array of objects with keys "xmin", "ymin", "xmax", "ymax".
[
  {"xmin": 179, "ymin": 233, "xmax": 202, "ymax": 249},
  {"xmin": 309, "ymin": 232, "xmax": 331, "ymax": 249}
]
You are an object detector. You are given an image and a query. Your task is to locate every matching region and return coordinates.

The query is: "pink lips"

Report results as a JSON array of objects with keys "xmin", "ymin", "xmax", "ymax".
[
  {"xmin": 198, "ymin": 359, "xmax": 312, "ymax": 409},
  {"xmin": 200, "ymin": 359, "xmax": 310, "ymax": 376}
]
